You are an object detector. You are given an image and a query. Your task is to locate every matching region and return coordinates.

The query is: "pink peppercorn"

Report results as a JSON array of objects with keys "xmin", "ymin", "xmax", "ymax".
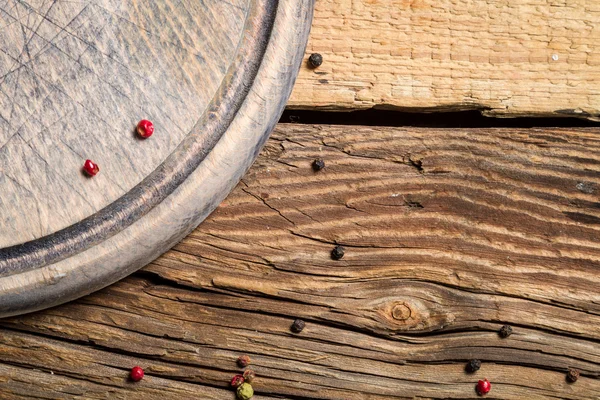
[
  {"xmin": 230, "ymin": 374, "xmax": 245, "ymax": 387},
  {"xmin": 476, "ymin": 379, "xmax": 491, "ymax": 396},
  {"xmin": 83, "ymin": 159, "xmax": 99, "ymax": 176},
  {"xmin": 130, "ymin": 366, "xmax": 144, "ymax": 382},
  {"xmin": 237, "ymin": 355, "xmax": 251, "ymax": 368},
  {"xmin": 137, "ymin": 119, "xmax": 154, "ymax": 138}
]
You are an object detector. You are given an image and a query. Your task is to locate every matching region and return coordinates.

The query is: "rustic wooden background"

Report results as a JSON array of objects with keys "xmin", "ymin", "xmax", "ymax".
[{"xmin": 1, "ymin": 0, "xmax": 600, "ymax": 399}]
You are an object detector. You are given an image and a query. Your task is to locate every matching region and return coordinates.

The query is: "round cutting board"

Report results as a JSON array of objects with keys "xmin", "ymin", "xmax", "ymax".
[{"xmin": 0, "ymin": 0, "xmax": 313, "ymax": 317}]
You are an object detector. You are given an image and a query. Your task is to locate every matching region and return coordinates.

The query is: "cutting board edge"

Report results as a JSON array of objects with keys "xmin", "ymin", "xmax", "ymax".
[{"xmin": 0, "ymin": 0, "xmax": 315, "ymax": 317}]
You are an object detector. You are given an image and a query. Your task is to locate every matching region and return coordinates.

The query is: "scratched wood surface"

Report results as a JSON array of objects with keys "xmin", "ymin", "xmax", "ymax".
[
  {"xmin": 0, "ymin": 0, "xmax": 248, "ymax": 247},
  {"xmin": 290, "ymin": 0, "xmax": 600, "ymax": 118},
  {"xmin": 0, "ymin": 0, "xmax": 314, "ymax": 317},
  {"xmin": 1, "ymin": 124, "xmax": 599, "ymax": 399}
]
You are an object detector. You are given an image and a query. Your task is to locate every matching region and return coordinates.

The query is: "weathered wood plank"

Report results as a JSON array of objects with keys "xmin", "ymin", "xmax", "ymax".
[
  {"xmin": 0, "ymin": 0, "xmax": 314, "ymax": 318},
  {"xmin": 1, "ymin": 287, "xmax": 598, "ymax": 399},
  {"xmin": 289, "ymin": 0, "xmax": 600, "ymax": 118},
  {"xmin": 0, "ymin": 360, "xmax": 280, "ymax": 399},
  {"xmin": 1, "ymin": 124, "xmax": 600, "ymax": 399},
  {"xmin": 0, "ymin": 0, "xmax": 248, "ymax": 247}
]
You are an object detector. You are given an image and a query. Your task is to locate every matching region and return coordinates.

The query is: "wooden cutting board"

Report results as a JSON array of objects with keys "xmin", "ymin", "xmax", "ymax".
[{"xmin": 0, "ymin": 0, "xmax": 313, "ymax": 317}]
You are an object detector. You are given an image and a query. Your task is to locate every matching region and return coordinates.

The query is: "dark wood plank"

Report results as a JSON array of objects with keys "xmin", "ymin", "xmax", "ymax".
[{"xmin": 1, "ymin": 124, "xmax": 599, "ymax": 399}]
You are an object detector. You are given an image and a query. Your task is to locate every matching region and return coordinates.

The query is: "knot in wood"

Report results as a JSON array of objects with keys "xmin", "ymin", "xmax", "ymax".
[
  {"xmin": 375, "ymin": 299, "xmax": 428, "ymax": 332},
  {"xmin": 391, "ymin": 303, "xmax": 412, "ymax": 321}
]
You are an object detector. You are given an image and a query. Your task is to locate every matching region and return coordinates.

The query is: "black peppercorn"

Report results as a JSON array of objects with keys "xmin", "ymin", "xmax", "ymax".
[
  {"xmin": 312, "ymin": 158, "xmax": 325, "ymax": 171},
  {"xmin": 465, "ymin": 359, "xmax": 481, "ymax": 373},
  {"xmin": 567, "ymin": 368, "xmax": 580, "ymax": 383},
  {"xmin": 308, "ymin": 53, "xmax": 323, "ymax": 68},
  {"xmin": 331, "ymin": 245, "xmax": 345, "ymax": 260},
  {"xmin": 498, "ymin": 325, "xmax": 513, "ymax": 338},
  {"xmin": 291, "ymin": 319, "xmax": 305, "ymax": 333}
]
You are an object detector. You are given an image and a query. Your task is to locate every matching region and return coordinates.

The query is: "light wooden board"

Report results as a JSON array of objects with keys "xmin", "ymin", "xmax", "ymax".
[
  {"xmin": 0, "ymin": 0, "xmax": 314, "ymax": 316},
  {"xmin": 0, "ymin": 0, "xmax": 247, "ymax": 247},
  {"xmin": 289, "ymin": 0, "xmax": 600, "ymax": 118},
  {"xmin": 1, "ymin": 124, "xmax": 599, "ymax": 399}
]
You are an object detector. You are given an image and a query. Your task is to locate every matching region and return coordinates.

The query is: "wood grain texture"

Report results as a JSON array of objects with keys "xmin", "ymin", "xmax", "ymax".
[
  {"xmin": 0, "ymin": 0, "xmax": 248, "ymax": 247},
  {"xmin": 1, "ymin": 124, "xmax": 599, "ymax": 399},
  {"xmin": 289, "ymin": 0, "xmax": 600, "ymax": 118},
  {"xmin": 0, "ymin": 0, "xmax": 314, "ymax": 317}
]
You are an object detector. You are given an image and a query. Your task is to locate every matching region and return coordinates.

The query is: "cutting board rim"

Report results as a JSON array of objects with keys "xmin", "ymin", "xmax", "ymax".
[
  {"xmin": 0, "ymin": 0, "xmax": 314, "ymax": 317},
  {"xmin": 0, "ymin": 1, "xmax": 276, "ymax": 275}
]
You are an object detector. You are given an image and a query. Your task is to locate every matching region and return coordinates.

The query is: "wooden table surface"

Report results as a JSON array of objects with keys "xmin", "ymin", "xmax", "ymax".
[{"xmin": 1, "ymin": 0, "xmax": 600, "ymax": 399}]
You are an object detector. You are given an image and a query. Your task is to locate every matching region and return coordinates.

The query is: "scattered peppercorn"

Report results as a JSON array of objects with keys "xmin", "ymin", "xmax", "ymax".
[
  {"xmin": 312, "ymin": 158, "xmax": 325, "ymax": 171},
  {"xmin": 231, "ymin": 374, "xmax": 245, "ymax": 387},
  {"xmin": 83, "ymin": 159, "xmax": 99, "ymax": 177},
  {"xmin": 331, "ymin": 245, "xmax": 345, "ymax": 260},
  {"xmin": 290, "ymin": 319, "xmax": 306, "ymax": 333},
  {"xmin": 237, "ymin": 355, "xmax": 251, "ymax": 368},
  {"xmin": 236, "ymin": 382, "xmax": 254, "ymax": 400},
  {"xmin": 129, "ymin": 366, "xmax": 144, "ymax": 382},
  {"xmin": 308, "ymin": 53, "xmax": 323, "ymax": 68},
  {"xmin": 476, "ymin": 379, "xmax": 491, "ymax": 396},
  {"xmin": 498, "ymin": 325, "xmax": 513, "ymax": 338},
  {"xmin": 137, "ymin": 119, "xmax": 154, "ymax": 138},
  {"xmin": 567, "ymin": 368, "xmax": 580, "ymax": 383},
  {"xmin": 243, "ymin": 369, "xmax": 256, "ymax": 383},
  {"xmin": 466, "ymin": 359, "xmax": 481, "ymax": 373}
]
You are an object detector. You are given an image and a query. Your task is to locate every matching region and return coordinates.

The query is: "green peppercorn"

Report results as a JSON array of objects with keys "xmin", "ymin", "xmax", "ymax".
[{"xmin": 237, "ymin": 382, "xmax": 254, "ymax": 400}]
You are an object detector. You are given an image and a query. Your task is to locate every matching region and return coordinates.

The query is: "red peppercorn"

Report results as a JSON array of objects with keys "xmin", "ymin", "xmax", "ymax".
[
  {"xmin": 137, "ymin": 119, "xmax": 154, "ymax": 138},
  {"xmin": 242, "ymin": 369, "xmax": 256, "ymax": 383},
  {"xmin": 230, "ymin": 374, "xmax": 245, "ymax": 387},
  {"xmin": 83, "ymin": 159, "xmax": 99, "ymax": 176},
  {"xmin": 237, "ymin": 355, "xmax": 251, "ymax": 368},
  {"xmin": 130, "ymin": 366, "xmax": 144, "ymax": 382},
  {"xmin": 476, "ymin": 379, "xmax": 491, "ymax": 396}
]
